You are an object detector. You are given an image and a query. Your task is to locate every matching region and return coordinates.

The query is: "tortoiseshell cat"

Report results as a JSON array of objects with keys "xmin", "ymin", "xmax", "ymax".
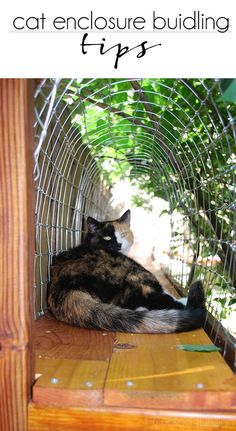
[{"xmin": 48, "ymin": 210, "xmax": 205, "ymax": 333}]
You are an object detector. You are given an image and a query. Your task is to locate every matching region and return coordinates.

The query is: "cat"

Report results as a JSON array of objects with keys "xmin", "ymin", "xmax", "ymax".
[{"xmin": 48, "ymin": 209, "xmax": 206, "ymax": 333}]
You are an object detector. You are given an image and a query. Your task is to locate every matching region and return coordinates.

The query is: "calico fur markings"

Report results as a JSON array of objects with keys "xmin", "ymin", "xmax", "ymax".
[{"xmin": 48, "ymin": 210, "xmax": 206, "ymax": 333}]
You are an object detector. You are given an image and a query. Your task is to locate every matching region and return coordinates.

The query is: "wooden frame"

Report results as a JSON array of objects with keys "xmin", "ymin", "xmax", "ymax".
[
  {"xmin": 29, "ymin": 405, "xmax": 236, "ymax": 431},
  {"xmin": 0, "ymin": 79, "xmax": 35, "ymax": 431}
]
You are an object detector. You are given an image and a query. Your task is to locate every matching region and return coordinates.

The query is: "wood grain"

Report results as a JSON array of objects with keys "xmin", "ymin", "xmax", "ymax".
[
  {"xmin": 104, "ymin": 331, "xmax": 236, "ymax": 410},
  {"xmin": 33, "ymin": 358, "xmax": 109, "ymax": 407},
  {"xmin": 33, "ymin": 314, "xmax": 236, "ymax": 413},
  {"xmin": 33, "ymin": 314, "xmax": 115, "ymax": 407},
  {"xmin": 164, "ymin": 272, "xmax": 236, "ymax": 372},
  {"xmin": 0, "ymin": 80, "xmax": 35, "ymax": 431},
  {"xmin": 29, "ymin": 405, "xmax": 236, "ymax": 431},
  {"xmin": 34, "ymin": 313, "xmax": 115, "ymax": 361}
]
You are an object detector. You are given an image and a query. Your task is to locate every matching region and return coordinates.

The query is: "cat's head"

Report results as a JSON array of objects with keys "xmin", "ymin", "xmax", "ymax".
[{"xmin": 85, "ymin": 210, "xmax": 134, "ymax": 255}]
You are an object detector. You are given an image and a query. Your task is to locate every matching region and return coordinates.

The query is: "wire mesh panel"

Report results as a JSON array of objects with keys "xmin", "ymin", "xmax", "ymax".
[
  {"xmin": 34, "ymin": 80, "xmax": 116, "ymax": 316},
  {"xmin": 34, "ymin": 78, "xmax": 236, "ymax": 370}
]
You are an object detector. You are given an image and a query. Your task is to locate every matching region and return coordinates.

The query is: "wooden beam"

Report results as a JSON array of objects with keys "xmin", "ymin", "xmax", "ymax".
[
  {"xmin": 0, "ymin": 79, "xmax": 35, "ymax": 431},
  {"xmin": 29, "ymin": 404, "xmax": 236, "ymax": 431}
]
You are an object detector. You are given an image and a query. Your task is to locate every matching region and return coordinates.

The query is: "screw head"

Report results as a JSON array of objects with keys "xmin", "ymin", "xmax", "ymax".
[
  {"xmin": 126, "ymin": 380, "xmax": 135, "ymax": 387},
  {"xmin": 51, "ymin": 377, "xmax": 59, "ymax": 384},
  {"xmin": 196, "ymin": 383, "xmax": 204, "ymax": 389}
]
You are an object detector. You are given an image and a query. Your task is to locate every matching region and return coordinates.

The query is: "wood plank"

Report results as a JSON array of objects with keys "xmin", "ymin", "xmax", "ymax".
[
  {"xmin": 34, "ymin": 313, "xmax": 115, "ymax": 361},
  {"xmin": 33, "ymin": 357, "xmax": 108, "ymax": 407},
  {"xmin": 33, "ymin": 315, "xmax": 115, "ymax": 407},
  {"xmin": 104, "ymin": 330, "xmax": 236, "ymax": 410},
  {"xmin": 0, "ymin": 79, "xmax": 35, "ymax": 431},
  {"xmin": 29, "ymin": 404, "xmax": 236, "ymax": 431},
  {"xmin": 163, "ymin": 271, "xmax": 236, "ymax": 372}
]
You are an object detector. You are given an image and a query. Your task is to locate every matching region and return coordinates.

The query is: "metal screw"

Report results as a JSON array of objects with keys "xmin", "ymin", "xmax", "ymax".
[
  {"xmin": 126, "ymin": 380, "xmax": 135, "ymax": 387},
  {"xmin": 196, "ymin": 383, "xmax": 204, "ymax": 389},
  {"xmin": 51, "ymin": 377, "xmax": 59, "ymax": 384}
]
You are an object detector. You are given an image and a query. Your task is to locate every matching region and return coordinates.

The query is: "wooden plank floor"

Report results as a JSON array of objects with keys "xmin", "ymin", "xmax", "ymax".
[{"xmin": 33, "ymin": 313, "xmax": 236, "ymax": 412}]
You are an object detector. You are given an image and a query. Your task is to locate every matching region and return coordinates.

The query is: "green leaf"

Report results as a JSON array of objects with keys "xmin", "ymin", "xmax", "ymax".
[
  {"xmin": 159, "ymin": 209, "xmax": 170, "ymax": 216},
  {"xmin": 96, "ymin": 119, "xmax": 107, "ymax": 130},
  {"xmin": 115, "ymin": 92, "xmax": 128, "ymax": 103},
  {"xmin": 220, "ymin": 79, "xmax": 234, "ymax": 92},
  {"xmin": 218, "ymin": 79, "xmax": 236, "ymax": 104},
  {"xmin": 177, "ymin": 344, "xmax": 221, "ymax": 352},
  {"xmin": 229, "ymin": 298, "xmax": 236, "ymax": 306}
]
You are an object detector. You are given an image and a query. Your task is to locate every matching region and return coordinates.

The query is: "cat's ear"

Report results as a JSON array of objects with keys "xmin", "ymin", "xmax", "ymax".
[
  {"xmin": 87, "ymin": 217, "xmax": 100, "ymax": 233},
  {"xmin": 118, "ymin": 209, "xmax": 131, "ymax": 226}
]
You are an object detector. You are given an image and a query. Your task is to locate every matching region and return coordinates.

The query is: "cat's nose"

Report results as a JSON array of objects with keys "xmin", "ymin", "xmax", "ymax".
[{"xmin": 117, "ymin": 243, "xmax": 122, "ymax": 250}]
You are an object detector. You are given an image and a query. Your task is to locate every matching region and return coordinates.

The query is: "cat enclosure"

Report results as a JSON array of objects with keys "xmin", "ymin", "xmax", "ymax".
[{"xmin": 1, "ymin": 79, "xmax": 236, "ymax": 431}]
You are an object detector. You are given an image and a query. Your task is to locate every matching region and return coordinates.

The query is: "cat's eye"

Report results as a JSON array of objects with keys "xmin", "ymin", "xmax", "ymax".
[
  {"xmin": 103, "ymin": 236, "xmax": 112, "ymax": 241},
  {"xmin": 121, "ymin": 232, "xmax": 128, "ymax": 238}
]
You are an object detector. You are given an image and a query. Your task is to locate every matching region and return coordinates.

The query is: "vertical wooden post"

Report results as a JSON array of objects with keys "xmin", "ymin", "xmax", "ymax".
[{"xmin": 0, "ymin": 80, "xmax": 35, "ymax": 431}]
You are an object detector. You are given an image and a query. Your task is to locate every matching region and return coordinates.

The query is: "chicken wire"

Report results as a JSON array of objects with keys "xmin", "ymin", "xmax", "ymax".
[{"xmin": 34, "ymin": 78, "xmax": 236, "ymax": 371}]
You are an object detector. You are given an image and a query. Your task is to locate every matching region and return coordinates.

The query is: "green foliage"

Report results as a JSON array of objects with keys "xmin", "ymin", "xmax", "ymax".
[{"xmin": 218, "ymin": 79, "xmax": 236, "ymax": 104}]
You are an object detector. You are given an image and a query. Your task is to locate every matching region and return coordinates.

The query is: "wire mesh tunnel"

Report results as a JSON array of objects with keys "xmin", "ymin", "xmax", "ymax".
[{"xmin": 34, "ymin": 78, "xmax": 236, "ymax": 371}]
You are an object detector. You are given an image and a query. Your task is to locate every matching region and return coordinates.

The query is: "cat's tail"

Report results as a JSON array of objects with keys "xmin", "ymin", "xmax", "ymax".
[
  {"xmin": 139, "ymin": 281, "xmax": 206, "ymax": 333},
  {"xmin": 49, "ymin": 280, "xmax": 206, "ymax": 333}
]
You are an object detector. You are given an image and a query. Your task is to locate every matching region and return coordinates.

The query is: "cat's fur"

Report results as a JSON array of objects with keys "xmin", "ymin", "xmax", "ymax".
[{"xmin": 48, "ymin": 210, "xmax": 206, "ymax": 333}]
